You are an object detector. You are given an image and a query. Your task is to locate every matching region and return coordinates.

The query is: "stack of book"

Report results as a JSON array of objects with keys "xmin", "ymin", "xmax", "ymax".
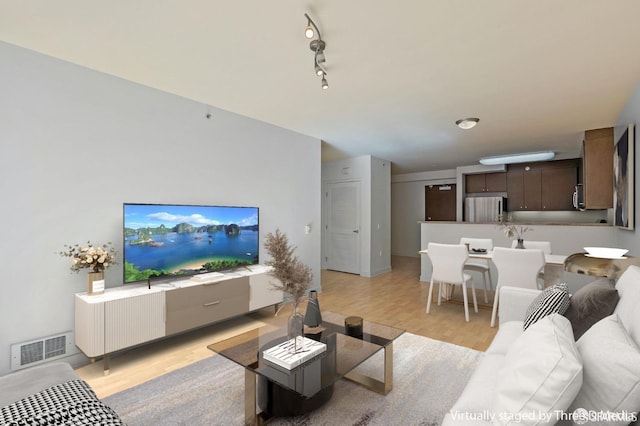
[{"xmin": 262, "ymin": 337, "xmax": 327, "ymax": 370}]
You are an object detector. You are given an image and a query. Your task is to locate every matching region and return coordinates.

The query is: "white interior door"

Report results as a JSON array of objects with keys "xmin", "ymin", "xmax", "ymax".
[{"xmin": 326, "ymin": 181, "xmax": 361, "ymax": 274}]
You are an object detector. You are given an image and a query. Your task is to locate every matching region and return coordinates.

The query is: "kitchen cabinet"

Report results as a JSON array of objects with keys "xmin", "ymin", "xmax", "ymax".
[
  {"xmin": 541, "ymin": 162, "xmax": 578, "ymax": 210},
  {"xmin": 507, "ymin": 160, "xmax": 578, "ymax": 211},
  {"xmin": 507, "ymin": 167, "xmax": 541, "ymax": 211},
  {"xmin": 582, "ymin": 127, "xmax": 613, "ymax": 209},
  {"xmin": 465, "ymin": 172, "xmax": 507, "ymax": 193}
]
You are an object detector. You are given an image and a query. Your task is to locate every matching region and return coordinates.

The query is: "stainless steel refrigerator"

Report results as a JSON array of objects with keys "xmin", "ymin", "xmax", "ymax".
[{"xmin": 464, "ymin": 196, "xmax": 506, "ymax": 223}]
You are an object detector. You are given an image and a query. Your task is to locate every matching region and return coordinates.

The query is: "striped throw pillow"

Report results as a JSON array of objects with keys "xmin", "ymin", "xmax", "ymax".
[{"xmin": 523, "ymin": 282, "xmax": 570, "ymax": 330}]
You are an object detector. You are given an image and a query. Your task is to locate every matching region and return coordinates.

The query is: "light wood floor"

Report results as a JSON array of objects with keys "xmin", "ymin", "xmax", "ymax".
[{"xmin": 77, "ymin": 255, "xmax": 497, "ymax": 398}]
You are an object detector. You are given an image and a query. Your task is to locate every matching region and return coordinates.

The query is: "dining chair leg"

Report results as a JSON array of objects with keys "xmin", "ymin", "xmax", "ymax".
[
  {"xmin": 490, "ymin": 287, "xmax": 500, "ymax": 327},
  {"xmin": 462, "ymin": 284, "xmax": 470, "ymax": 322},
  {"xmin": 487, "ymin": 269, "xmax": 493, "ymax": 291},
  {"xmin": 426, "ymin": 279, "xmax": 434, "ymax": 314},
  {"xmin": 481, "ymin": 272, "xmax": 488, "ymax": 304},
  {"xmin": 437, "ymin": 282, "xmax": 443, "ymax": 306},
  {"xmin": 471, "ymin": 281, "xmax": 478, "ymax": 313}
]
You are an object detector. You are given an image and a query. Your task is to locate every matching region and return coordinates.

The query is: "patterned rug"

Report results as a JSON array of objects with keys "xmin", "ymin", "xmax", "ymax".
[{"xmin": 104, "ymin": 333, "xmax": 482, "ymax": 426}]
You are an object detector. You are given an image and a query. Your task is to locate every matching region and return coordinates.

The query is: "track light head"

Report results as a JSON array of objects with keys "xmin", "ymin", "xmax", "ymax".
[
  {"xmin": 304, "ymin": 13, "xmax": 321, "ymax": 40},
  {"xmin": 305, "ymin": 23, "xmax": 314, "ymax": 39},
  {"xmin": 315, "ymin": 63, "xmax": 324, "ymax": 76},
  {"xmin": 321, "ymin": 76, "xmax": 329, "ymax": 90}
]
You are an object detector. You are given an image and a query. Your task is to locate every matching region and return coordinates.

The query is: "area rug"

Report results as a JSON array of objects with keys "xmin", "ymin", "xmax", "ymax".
[{"xmin": 103, "ymin": 333, "xmax": 482, "ymax": 426}]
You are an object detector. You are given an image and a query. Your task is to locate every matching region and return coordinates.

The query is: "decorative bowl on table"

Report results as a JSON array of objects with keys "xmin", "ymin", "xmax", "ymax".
[{"xmin": 583, "ymin": 247, "xmax": 629, "ymax": 259}]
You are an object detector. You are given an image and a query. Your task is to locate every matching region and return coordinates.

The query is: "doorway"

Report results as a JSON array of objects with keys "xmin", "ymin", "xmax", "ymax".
[
  {"xmin": 425, "ymin": 184, "xmax": 456, "ymax": 221},
  {"xmin": 325, "ymin": 181, "xmax": 361, "ymax": 274}
]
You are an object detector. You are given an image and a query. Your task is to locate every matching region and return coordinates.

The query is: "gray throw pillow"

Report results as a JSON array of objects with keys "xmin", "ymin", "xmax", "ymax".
[
  {"xmin": 564, "ymin": 277, "xmax": 619, "ymax": 340},
  {"xmin": 523, "ymin": 282, "xmax": 570, "ymax": 330}
]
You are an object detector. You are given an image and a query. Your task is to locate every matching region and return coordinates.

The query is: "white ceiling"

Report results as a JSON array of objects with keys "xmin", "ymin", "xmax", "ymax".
[{"xmin": 2, "ymin": 1, "xmax": 640, "ymax": 174}]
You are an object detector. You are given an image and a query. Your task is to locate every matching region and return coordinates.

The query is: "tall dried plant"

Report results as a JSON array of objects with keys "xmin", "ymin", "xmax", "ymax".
[{"xmin": 264, "ymin": 229, "xmax": 312, "ymax": 304}]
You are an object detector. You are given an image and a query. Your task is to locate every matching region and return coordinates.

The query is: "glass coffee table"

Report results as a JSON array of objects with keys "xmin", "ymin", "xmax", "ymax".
[{"xmin": 207, "ymin": 311, "xmax": 404, "ymax": 425}]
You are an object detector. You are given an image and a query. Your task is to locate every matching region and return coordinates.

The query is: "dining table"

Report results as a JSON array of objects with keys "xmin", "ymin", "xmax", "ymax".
[{"xmin": 418, "ymin": 248, "xmax": 568, "ymax": 287}]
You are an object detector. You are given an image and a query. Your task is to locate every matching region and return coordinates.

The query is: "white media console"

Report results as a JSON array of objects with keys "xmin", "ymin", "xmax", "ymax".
[{"xmin": 74, "ymin": 265, "xmax": 282, "ymax": 373}]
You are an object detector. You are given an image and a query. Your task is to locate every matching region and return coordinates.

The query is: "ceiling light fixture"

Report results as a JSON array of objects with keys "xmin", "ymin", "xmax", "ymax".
[
  {"xmin": 305, "ymin": 13, "xmax": 329, "ymax": 90},
  {"xmin": 456, "ymin": 118, "xmax": 480, "ymax": 129},
  {"xmin": 304, "ymin": 16, "xmax": 315, "ymax": 39},
  {"xmin": 479, "ymin": 151, "xmax": 556, "ymax": 165}
]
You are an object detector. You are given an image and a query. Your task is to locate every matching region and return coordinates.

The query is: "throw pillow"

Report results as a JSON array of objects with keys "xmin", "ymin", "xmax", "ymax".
[
  {"xmin": 569, "ymin": 314, "xmax": 640, "ymax": 426},
  {"xmin": 523, "ymin": 282, "xmax": 570, "ymax": 330},
  {"xmin": 564, "ymin": 277, "xmax": 619, "ymax": 340},
  {"xmin": 493, "ymin": 313, "xmax": 583, "ymax": 426}
]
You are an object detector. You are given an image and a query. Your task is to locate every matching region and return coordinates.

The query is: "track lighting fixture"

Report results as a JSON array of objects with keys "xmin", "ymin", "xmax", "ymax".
[{"xmin": 305, "ymin": 13, "xmax": 329, "ymax": 90}]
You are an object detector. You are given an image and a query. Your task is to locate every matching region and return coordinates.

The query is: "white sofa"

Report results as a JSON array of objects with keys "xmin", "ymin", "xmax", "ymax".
[{"xmin": 443, "ymin": 265, "xmax": 640, "ymax": 426}]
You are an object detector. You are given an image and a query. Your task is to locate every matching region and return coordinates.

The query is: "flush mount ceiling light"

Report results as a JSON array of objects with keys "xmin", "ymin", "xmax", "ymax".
[
  {"xmin": 479, "ymin": 151, "xmax": 556, "ymax": 165},
  {"xmin": 305, "ymin": 13, "xmax": 328, "ymax": 90},
  {"xmin": 455, "ymin": 118, "xmax": 480, "ymax": 129}
]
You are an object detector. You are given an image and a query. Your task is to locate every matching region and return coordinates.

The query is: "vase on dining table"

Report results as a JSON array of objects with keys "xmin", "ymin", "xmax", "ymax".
[{"xmin": 515, "ymin": 238, "xmax": 525, "ymax": 249}]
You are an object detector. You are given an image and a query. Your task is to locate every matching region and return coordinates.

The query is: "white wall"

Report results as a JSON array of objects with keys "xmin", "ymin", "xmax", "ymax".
[
  {"xmin": 391, "ymin": 170, "xmax": 456, "ymax": 257},
  {"xmin": 0, "ymin": 42, "xmax": 321, "ymax": 375},
  {"xmin": 370, "ymin": 157, "xmax": 391, "ymax": 276}
]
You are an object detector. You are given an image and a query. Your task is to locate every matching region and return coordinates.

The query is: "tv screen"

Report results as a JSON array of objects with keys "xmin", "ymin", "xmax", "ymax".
[{"xmin": 123, "ymin": 203, "xmax": 259, "ymax": 283}]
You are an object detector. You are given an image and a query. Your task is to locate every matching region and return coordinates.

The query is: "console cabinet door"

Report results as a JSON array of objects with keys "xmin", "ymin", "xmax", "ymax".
[
  {"xmin": 104, "ymin": 292, "xmax": 165, "ymax": 353},
  {"xmin": 165, "ymin": 278, "xmax": 250, "ymax": 335}
]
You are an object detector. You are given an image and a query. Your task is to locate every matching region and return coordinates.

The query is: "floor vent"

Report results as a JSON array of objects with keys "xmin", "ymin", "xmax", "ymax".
[{"xmin": 11, "ymin": 331, "xmax": 74, "ymax": 371}]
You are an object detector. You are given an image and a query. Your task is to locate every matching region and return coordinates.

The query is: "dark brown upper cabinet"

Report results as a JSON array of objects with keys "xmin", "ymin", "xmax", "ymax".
[
  {"xmin": 465, "ymin": 172, "xmax": 507, "ymax": 193},
  {"xmin": 506, "ymin": 160, "xmax": 578, "ymax": 211}
]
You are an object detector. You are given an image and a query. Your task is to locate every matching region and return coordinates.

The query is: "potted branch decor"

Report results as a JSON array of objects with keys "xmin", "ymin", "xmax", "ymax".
[{"xmin": 264, "ymin": 229, "xmax": 312, "ymax": 354}]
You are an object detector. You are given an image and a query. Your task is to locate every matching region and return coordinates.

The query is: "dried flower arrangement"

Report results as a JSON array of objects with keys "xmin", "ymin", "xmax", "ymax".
[
  {"xmin": 264, "ymin": 229, "xmax": 312, "ymax": 304},
  {"xmin": 58, "ymin": 241, "xmax": 117, "ymax": 273},
  {"xmin": 498, "ymin": 214, "xmax": 532, "ymax": 240}
]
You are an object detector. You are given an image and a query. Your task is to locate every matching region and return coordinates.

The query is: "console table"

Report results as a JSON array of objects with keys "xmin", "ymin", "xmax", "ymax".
[{"xmin": 75, "ymin": 265, "xmax": 282, "ymax": 374}]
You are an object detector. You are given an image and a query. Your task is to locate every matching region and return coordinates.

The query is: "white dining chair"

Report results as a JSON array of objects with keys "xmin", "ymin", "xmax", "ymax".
[
  {"xmin": 426, "ymin": 242, "xmax": 478, "ymax": 322},
  {"xmin": 460, "ymin": 237, "xmax": 493, "ymax": 303},
  {"xmin": 510, "ymin": 240, "xmax": 551, "ymax": 284},
  {"xmin": 490, "ymin": 247, "xmax": 545, "ymax": 327}
]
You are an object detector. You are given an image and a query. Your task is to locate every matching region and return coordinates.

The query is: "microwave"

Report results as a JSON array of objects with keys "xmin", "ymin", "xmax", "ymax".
[{"xmin": 572, "ymin": 184, "xmax": 585, "ymax": 211}]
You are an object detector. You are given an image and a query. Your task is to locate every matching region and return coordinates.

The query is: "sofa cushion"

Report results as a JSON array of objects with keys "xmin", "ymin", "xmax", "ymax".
[
  {"xmin": 523, "ymin": 282, "xmax": 570, "ymax": 330},
  {"xmin": 448, "ymin": 353, "xmax": 502, "ymax": 416},
  {"xmin": 0, "ymin": 362, "xmax": 78, "ymax": 407},
  {"xmin": 493, "ymin": 314, "xmax": 583, "ymax": 426},
  {"xmin": 485, "ymin": 321, "xmax": 523, "ymax": 356},
  {"xmin": 564, "ymin": 277, "xmax": 618, "ymax": 340},
  {"xmin": 613, "ymin": 265, "xmax": 640, "ymax": 345},
  {"xmin": 569, "ymin": 314, "xmax": 640, "ymax": 425}
]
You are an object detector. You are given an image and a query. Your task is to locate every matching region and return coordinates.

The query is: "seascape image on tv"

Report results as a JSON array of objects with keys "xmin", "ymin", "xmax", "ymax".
[{"xmin": 123, "ymin": 204, "xmax": 259, "ymax": 283}]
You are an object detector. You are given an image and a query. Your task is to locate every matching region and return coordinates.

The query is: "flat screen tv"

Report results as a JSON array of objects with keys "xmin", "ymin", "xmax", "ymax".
[{"xmin": 123, "ymin": 203, "xmax": 259, "ymax": 284}]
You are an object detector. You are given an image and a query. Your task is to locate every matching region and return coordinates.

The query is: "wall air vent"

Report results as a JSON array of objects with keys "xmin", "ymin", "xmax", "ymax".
[{"xmin": 10, "ymin": 331, "xmax": 74, "ymax": 371}]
